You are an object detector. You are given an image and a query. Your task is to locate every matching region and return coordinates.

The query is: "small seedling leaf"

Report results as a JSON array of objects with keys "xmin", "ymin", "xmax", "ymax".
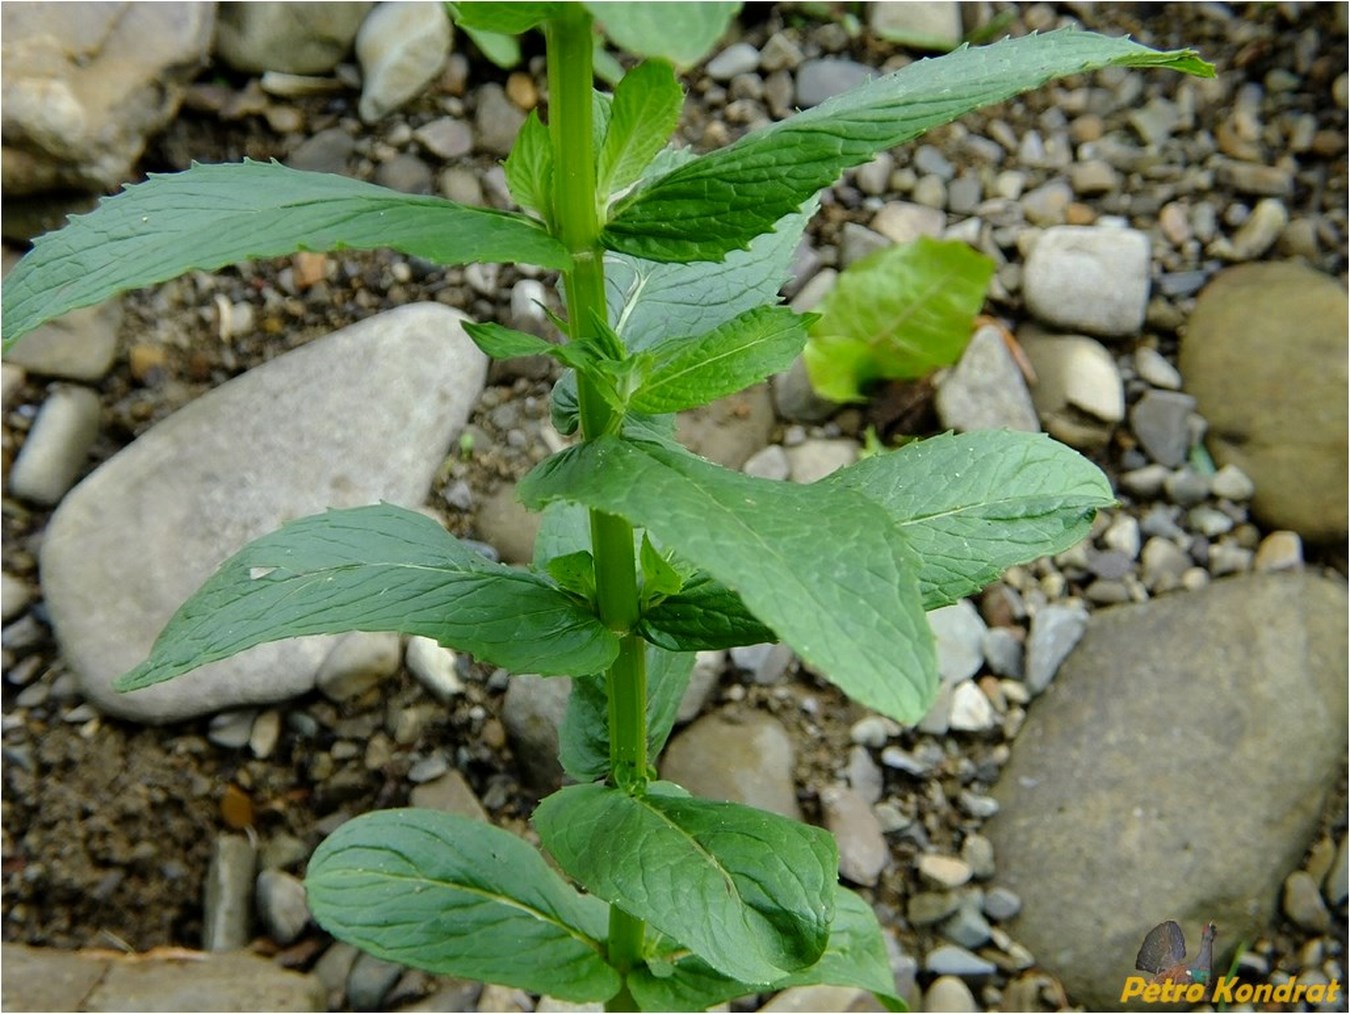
[
  {"xmin": 535, "ymin": 782, "xmax": 835, "ymax": 985},
  {"xmin": 586, "ymin": 2, "xmax": 740, "ymax": 67},
  {"xmin": 305, "ymin": 809, "xmax": 620, "ymax": 1002},
  {"xmin": 628, "ymin": 306, "xmax": 814, "ymax": 414},
  {"xmin": 824, "ymin": 430, "xmax": 1115, "ymax": 608},
  {"xmin": 603, "ymin": 30, "xmax": 1213, "ymax": 262},
  {"xmin": 627, "ymin": 886, "xmax": 902, "ymax": 1011},
  {"xmin": 113, "ymin": 504, "xmax": 618, "ymax": 692},
  {"xmin": 804, "ymin": 237, "xmax": 995, "ymax": 403},
  {"xmin": 597, "ymin": 60, "xmax": 685, "ymax": 202},
  {"xmin": 520, "ymin": 437, "xmax": 937, "ymax": 723},
  {"xmin": 2, "ymin": 160, "xmax": 568, "ymax": 348},
  {"xmin": 504, "ymin": 110, "xmax": 556, "ymax": 225}
]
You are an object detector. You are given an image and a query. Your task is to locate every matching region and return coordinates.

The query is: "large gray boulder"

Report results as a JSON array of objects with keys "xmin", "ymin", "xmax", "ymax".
[
  {"xmin": 986, "ymin": 572, "xmax": 1347, "ymax": 1009},
  {"xmin": 41, "ymin": 304, "xmax": 487, "ymax": 723}
]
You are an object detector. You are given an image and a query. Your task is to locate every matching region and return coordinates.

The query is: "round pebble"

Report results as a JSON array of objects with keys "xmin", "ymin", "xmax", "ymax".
[
  {"xmin": 255, "ymin": 868, "xmax": 310, "ymax": 944},
  {"xmin": 918, "ymin": 854, "xmax": 973, "ymax": 889},
  {"xmin": 405, "ymin": 636, "xmax": 465, "ymax": 702}
]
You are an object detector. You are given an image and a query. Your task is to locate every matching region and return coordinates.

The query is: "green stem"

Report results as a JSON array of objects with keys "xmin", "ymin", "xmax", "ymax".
[{"xmin": 546, "ymin": 10, "xmax": 647, "ymax": 1002}]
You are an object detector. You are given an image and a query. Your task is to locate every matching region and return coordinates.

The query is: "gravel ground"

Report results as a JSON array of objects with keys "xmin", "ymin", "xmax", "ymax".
[{"xmin": 2, "ymin": 3, "xmax": 1346, "ymax": 1011}]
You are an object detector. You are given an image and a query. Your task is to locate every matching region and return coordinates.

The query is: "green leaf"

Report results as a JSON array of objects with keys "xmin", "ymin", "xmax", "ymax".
[
  {"xmin": 462, "ymin": 322, "xmax": 596, "ymax": 376},
  {"xmin": 607, "ymin": 193, "xmax": 817, "ymax": 353},
  {"xmin": 504, "ymin": 110, "xmax": 555, "ymax": 225},
  {"xmin": 459, "ymin": 24, "xmax": 523, "ymax": 68},
  {"xmin": 559, "ymin": 646, "xmax": 695, "ymax": 782},
  {"xmin": 602, "ymin": 29, "xmax": 1213, "ymax": 262},
  {"xmin": 629, "ymin": 306, "xmax": 814, "ymax": 414},
  {"xmin": 3, "ymin": 160, "xmax": 568, "ymax": 349},
  {"xmin": 546, "ymin": 551, "xmax": 597, "ymax": 603},
  {"xmin": 640, "ymin": 573, "xmax": 778, "ymax": 651},
  {"xmin": 639, "ymin": 534, "xmax": 684, "ymax": 600},
  {"xmin": 804, "ymin": 237, "xmax": 995, "ymax": 403},
  {"xmin": 535, "ymin": 782, "xmax": 836, "ymax": 985},
  {"xmin": 586, "ymin": 2, "xmax": 740, "ymax": 67},
  {"xmin": 306, "ymin": 808, "xmax": 620, "ymax": 1002},
  {"xmin": 113, "ymin": 504, "xmax": 618, "ymax": 692},
  {"xmin": 628, "ymin": 886, "xmax": 903, "ymax": 1011},
  {"xmin": 519, "ymin": 437, "xmax": 937, "ymax": 723},
  {"xmin": 823, "ymin": 431, "xmax": 1115, "ymax": 609},
  {"xmin": 452, "ymin": 1, "xmax": 562, "ymax": 33},
  {"xmin": 597, "ymin": 60, "xmax": 685, "ymax": 203}
]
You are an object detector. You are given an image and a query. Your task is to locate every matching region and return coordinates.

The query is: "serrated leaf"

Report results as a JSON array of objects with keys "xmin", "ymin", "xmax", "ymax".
[
  {"xmin": 629, "ymin": 306, "xmax": 813, "ymax": 414},
  {"xmin": 535, "ymin": 782, "xmax": 835, "ymax": 985},
  {"xmin": 602, "ymin": 30, "xmax": 1213, "ymax": 262},
  {"xmin": 113, "ymin": 504, "xmax": 617, "ymax": 692},
  {"xmin": 597, "ymin": 60, "xmax": 685, "ymax": 203},
  {"xmin": 627, "ymin": 886, "xmax": 902, "ymax": 1011},
  {"xmin": 804, "ymin": 237, "xmax": 995, "ymax": 403},
  {"xmin": 559, "ymin": 646, "xmax": 695, "ymax": 783},
  {"xmin": 504, "ymin": 110, "xmax": 555, "ymax": 225},
  {"xmin": 306, "ymin": 809, "xmax": 619, "ymax": 1002},
  {"xmin": 3, "ymin": 161, "xmax": 568, "ymax": 348},
  {"xmin": 640, "ymin": 573, "xmax": 778, "ymax": 651},
  {"xmin": 519, "ymin": 437, "xmax": 937, "ymax": 723},
  {"xmin": 607, "ymin": 195, "xmax": 817, "ymax": 353},
  {"xmin": 586, "ymin": 2, "xmax": 740, "ymax": 67},
  {"xmin": 823, "ymin": 431, "xmax": 1115, "ymax": 608},
  {"xmin": 452, "ymin": 1, "xmax": 562, "ymax": 33},
  {"xmin": 639, "ymin": 534, "xmax": 684, "ymax": 599}
]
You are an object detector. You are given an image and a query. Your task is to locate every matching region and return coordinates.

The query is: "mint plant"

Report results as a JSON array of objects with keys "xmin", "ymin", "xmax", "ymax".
[{"xmin": 1, "ymin": 5, "xmax": 1210, "ymax": 1009}]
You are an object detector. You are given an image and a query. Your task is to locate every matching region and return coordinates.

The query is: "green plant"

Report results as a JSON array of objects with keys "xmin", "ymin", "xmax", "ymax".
[
  {"xmin": 1, "ymin": 6, "xmax": 1211, "ymax": 1009},
  {"xmin": 805, "ymin": 236, "xmax": 996, "ymax": 403}
]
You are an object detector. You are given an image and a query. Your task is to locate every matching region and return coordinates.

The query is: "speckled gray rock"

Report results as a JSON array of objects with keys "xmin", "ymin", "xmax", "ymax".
[
  {"xmin": 821, "ymin": 784, "xmax": 889, "ymax": 886},
  {"xmin": 0, "ymin": 944, "xmax": 326, "ymax": 1013},
  {"xmin": 795, "ymin": 58, "xmax": 875, "ymax": 108},
  {"xmin": 1023, "ymin": 602, "xmax": 1088, "ymax": 694},
  {"xmin": 475, "ymin": 82, "xmax": 526, "ymax": 157},
  {"xmin": 355, "ymin": 1, "xmax": 451, "ymax": 123},
  {"xmin": 1022, "ymin": 226, "xmax": 1150, "ymax": 337},
  {"xmin": 501, "ymin": 674, "xmax": 572, "ymax": 794},
  {"xmin": 1180, "ymin": 263, "xmax": 1348, "ymax": 541},
  {"xmin": 41, "ymin": 304, "xmax": 486, "ymax": 723},
  {"xmin": 988, "ymin": 573, "xmax": 1348, "ymax": 1010},
  {"xmin": 215, "ymin": 3, "xmax": 372, "ymax": 74},
  {"xmin": 1130, "ymin": 389, "xmax": 1197, "ymax": 468},
  {"xmin": 2, "ymin": 4, "xmax": 214, "ymax": 195},
  {"xmin": 660, "ymin": 710, "xmax": 801, "ymax": 820},
  {"xmin": 927, "ymin": 600, "xmax": 987, "ymax": 684},
  {"xmin": 935, "ymin": 323, "xmax": 1040, "ymax": 433}
]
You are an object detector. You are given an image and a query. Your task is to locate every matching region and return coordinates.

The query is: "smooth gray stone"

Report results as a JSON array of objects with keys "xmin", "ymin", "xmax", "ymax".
[
  {"xmin": 1023, "ymin": 226, "xmax": 1150, "ymax": 337},
  {"xmin": 7, "ymin": 384, "xmax": 101, "ymax": 506},
  {"xmin": 203, "ymin": 834, "xmax": 257, "ymax": 952},
  {"xmin": 41, "ymin": 304, "xmax": 485, "ymax": 723},
  {"xmin": 355, "ymin": 1, "xmax": 450, "ymax": 122},
  {"xmin": 215, "ymin": 2, "xmax": 371, "ymax": 74},
  {"xmin": 987, "ymin": 573, "xmax": 1348, "ymax": 1010}
]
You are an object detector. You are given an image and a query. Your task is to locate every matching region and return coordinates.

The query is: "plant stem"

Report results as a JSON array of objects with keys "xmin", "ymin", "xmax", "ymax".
[{"xmin": 546, "ymin": 10, "xmax": 647, "ymax": 1003}]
